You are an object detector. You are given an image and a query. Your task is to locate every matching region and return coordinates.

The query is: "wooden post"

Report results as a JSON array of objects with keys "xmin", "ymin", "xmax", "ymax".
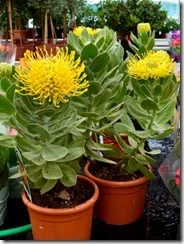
[
  {"xmin": 7, "ymin": 0, "xmax": 13, "ymax": 45},
  {"xmin": 49, "ymin": 14, "xmax": 57, "ymax": 43},
  {"xmin": 44, "ymin": 9, "xmax": 49, "ymax": 44}
]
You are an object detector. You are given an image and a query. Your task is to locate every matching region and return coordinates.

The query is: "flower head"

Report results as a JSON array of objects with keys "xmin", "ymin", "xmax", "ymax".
[
  {"xmin": 0, "ymin": 62, "xmax": 12, "ymax": 77},
  {"xmin": 15, "ymin": 47, "xmax": 89, "ymax": 107},
  {"xmin": 73, "ymin": 26, "xmax": 100, "ymax": 37},
  {"xmin": 137, "ymin": 23, "xmax": 151, "ymax": 34},
  {"xmin": 127, "ymin": 50, "xmax": 175, "ymax": 80}
]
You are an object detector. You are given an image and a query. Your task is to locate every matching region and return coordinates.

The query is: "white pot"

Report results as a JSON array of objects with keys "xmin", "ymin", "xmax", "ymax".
[{"xmin": 0, "ymin": 184, "xmax": 9, "ymax": 226}]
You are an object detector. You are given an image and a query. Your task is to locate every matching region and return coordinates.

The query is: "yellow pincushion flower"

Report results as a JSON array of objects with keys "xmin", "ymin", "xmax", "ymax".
[
  {"xmin": 137, "ymin": 23, "xmax": 151, "ymax": 34},
  {"xmin": 127, "ymin": 50, "xmax": 175, "ymax": 80},
  {"xmin": 15, "ymin": 47, "xmax": 89, "ymax": 107},
  {"xmin": 73, "ymin": 26, "xmax": 99, "ymax": 37}
]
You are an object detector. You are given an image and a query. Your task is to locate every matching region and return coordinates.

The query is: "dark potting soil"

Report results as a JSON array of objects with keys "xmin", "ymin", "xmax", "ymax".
[
  {"xmin": 30, "ymin": 179, "xmax": 94, "ymax": 209},
  {"xmin": 89, "ymin": 161, "xmax": 144, "ymax": 181}
]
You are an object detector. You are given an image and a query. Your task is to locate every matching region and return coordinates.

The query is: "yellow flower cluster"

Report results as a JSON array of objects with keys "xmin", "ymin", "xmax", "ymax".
[
  {"xmin": 73, "ymin": 26, "xmax": 99, "ymax": 37},
  {"xmin": 137, "ymin": 23, "xmax": 151, "ymax": 34},
  {"xmin": 15, "ymin": 47, "xmax": 89, "ymax": 107},
  {"xmin": 127, "ymin": 50, "xmax": 175, "ymax": 80}
]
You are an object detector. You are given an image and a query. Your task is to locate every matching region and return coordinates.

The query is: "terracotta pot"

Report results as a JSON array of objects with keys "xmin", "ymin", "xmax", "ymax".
[
  {"xmin": 22, "ymin": 175, "xmax": 99, "ymax": 240},
  {"xmin": 103, "ymin": 133, "xmax": 129, "ymax": 150},
  {"xmin": 84, "ymin": 161, "xmax": 148, "ymax": 225}
]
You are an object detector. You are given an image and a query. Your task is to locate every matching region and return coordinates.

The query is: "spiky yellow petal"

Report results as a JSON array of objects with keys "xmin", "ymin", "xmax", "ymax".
[
  {"xmin": 127, "ymin": 50, "xmax": 175, "ymax": 80},
  {"xmin": 15, "ymin": 47, "xmax": 89, "ymax": 107},
  {"xmin": 73, "ymin": 26, "xmax": 100, "ymax": 37}
]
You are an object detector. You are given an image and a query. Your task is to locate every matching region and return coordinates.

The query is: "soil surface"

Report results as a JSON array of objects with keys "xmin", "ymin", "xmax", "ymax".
[
  {"xmin": 89, "ymin": 161, "xmax": 144, "ymax": 181},
  {"xmin": 30, "ymin": 179, "xmax": 94, "ymax": 209}
]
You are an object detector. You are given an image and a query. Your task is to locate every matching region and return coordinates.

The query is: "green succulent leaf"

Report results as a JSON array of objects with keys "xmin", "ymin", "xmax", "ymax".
[
  {"xmin": 0, "ymin": 95, "xmax": 15, "ymax": 114},
  {"xmin": 153, "ymin": 85, "xmax": 162, "ymax": 96},
  {"xmin": 86, "ymin": 137, "xmax": 114, "ymax": 151},
  {"xmin": 0, "ymin": 77, "xmax": 11, "ymax": 91},
  {"xmin": 127, "ymin": 158, "xmax": 139, "ymax": 171},
  {"xmin": 141, "ymin": 99, "xmax": 159, "ymax": 111},
  {"xmin": 16, "ymin": 135, "xmax": 42, "ymax": 152},
  {"xmin": 139, "ymin": 164, "xmax": 155, "ymax": 179},
  {"xmin": 155, "ymin": 100, "xmax": 175, "ymax": 124},
  {"xmin": 6, "ymin": 84, "xmax": 16, "ymax": 103},
  {"xmin": 41, "ymin": 144, "xmax": 68, "ymax": 161},
  {"xmin": 160, "ymin": 81, "xmax": 176, "ymax": 102},
  {"xmin": 27, "ymin": 124, "xmax": 50, "ymax": 141},
  {"xmin": 22, "ymin": 151, "xmax": 46, "ymax": 165},
  {"xmin": 40, "ymin": 179, "xmax": 57, "ymax": 194},
  {"xmin": 81, "ymin": 43, "xmax": 98, "ymax": 59},
  {"xmin": 42, "ymin": 162, "xmax": 63, "ymax": 180},
  {"xmin": 0, "ymin": 135, "xmax": 15, "ymax": 148},
  {"xmin": 114, "ymin": 133, "xmax": 134, "ymax": 154},
  {"xmin": 88, "ymin": 81, "xmax": 101, "ymax": 94},
  {"xmin": 146, "ymin": 149, "xmax": 161, "ymax": 155},
  {"xmin": 57, "ymin": 147, "xmax": 85, "ymax": 163},
  {"xmin": 131, "ymin": 79, "xmax": 147, "ymax": 99},
  {"xmin": 89, "ymin": 52, "xmax": 110, "ymax": 73},
  {"xmin": 59, "ymin": 164, "xmax": 77, "ymax": 187},
  {"xmin": 66, "ymin": 161, "xmax": 80, "ymax": 173},
  {"xmin": 86, "ymin": 148, "xmax": 117, "ymax": 164}
]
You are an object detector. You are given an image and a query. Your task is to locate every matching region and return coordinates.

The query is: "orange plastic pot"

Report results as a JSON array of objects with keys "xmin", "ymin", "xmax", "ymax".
[
  {"xmin": 22, "ymin": 175, "xmax": 99, "ymax": 240},
  {"xmin": 103, "ymin": 133, "xmax": 130, "ymax": 151},
  {"xmin": 84, "ymin": 162, "xmax": 149, "ymax": 225}
]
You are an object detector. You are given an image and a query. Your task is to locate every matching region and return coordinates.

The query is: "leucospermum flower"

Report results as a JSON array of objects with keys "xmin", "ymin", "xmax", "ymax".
[
  {"xmin": 15, "ymin": 47, "xmax": 89, "ymax": 107},
  {"xmin": 73, "ymin": 26, "xmax": 100, "ymax": 37},
  {"xmin": 127, "ymin": 50, "xmax": 175, "ymax": 80},
  {"xmin": 137, "ymin": 23, "xmax": 151, "ymax": 34}
]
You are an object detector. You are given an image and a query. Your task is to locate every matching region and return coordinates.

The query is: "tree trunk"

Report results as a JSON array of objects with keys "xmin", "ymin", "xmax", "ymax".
[
  {"xmin": 44, "ymin": 8, "xmax": 49, "ymax": 44},
  {"xmin": 49, "ymin": 14, "xmax": 57, "ymax": 43},
  {"xmin": 63, "ymin": 9, "xmax": 67, "ymax": 38},
  {"xmin": 7, "ymin": 0, "xmax": 13, "ymax": 44}
]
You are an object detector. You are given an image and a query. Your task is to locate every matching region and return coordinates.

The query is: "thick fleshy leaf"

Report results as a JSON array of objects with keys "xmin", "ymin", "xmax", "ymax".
[
  {"xmin": 89, "ymin": 52, "xmax": 110, "ymax": 73},
  {"xmin": 0, "ymin": 95, "xmax": 15, "ymax": 114},
  {"xmin": 127, "ymin": 158, "xmax": 139, "ymax": 171},
  {"xmin": 6, "ymin": 84, "xmax": 16, "ymax": 103},
  {"xmin": 41, "ymin": 144, "xmax": 68, "ymax": 161},
  {"xmin": 81, "ymin": 43, "xmax": 98, "ymax": 59},
  {"xmin": 22, "ymin": 152, "xmax": 46, "ymax": 165},
  {"xmin": 141, "ymin": 99, "xmax": 159, "ymax": 111},
  {"xmin": 57, "ymin": 147, "xmax": 85, "ymax": 163},
  {"xmin": 88, "ymin": 81, "xmax": 101, "ymax": 94},
  {"xmin": 42, "ymin": 162, "xmax": 63, "ymax": 179},
  {"xmin": 66, "ymin": 161, "xmax": 80, "ymax": 173},
  {"xmin": 139, "ymin": 164, "xmax": 155, "ymax": 179},
  {"xmin": 0, "ymin": 77, "xmax": 11, "ymax": 91},
  {"xmin": 59, "ymin": 164, "xmax": 77, "ymax": 187},
  {"xmin": 0, "ymin": 135, "xmax": 15, "ymax": 148},
  {"xmin": 40, "ymin": 179, "xmax": 57, "ymax": 194}
]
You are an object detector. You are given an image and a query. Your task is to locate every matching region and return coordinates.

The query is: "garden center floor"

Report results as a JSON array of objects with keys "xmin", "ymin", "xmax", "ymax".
[{"xmin": 0, "ymin": 133, "xmax": 180, "ymax": 240}]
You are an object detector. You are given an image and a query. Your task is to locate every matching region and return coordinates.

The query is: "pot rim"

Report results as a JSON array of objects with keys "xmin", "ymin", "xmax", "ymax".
[
  {"xmin": 22, "ymin": 175, "xmax": 99, "ymax": 215},
  {"xmin": 84, "ymin": 161, "xmax": 149, "ymax": 187}
]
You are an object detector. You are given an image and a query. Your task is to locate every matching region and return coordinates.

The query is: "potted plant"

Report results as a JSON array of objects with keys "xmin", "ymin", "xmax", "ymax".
[
  {"xmin": 159, "ymin": 18, "xmax": 180, "ymax": 38},
  {"xmin": 0, "ymin": 47, "xmax": 99, "ymax": 240},
  {"xmin": 80, "ymin": 24, "xmax": 178, "ymax": 225}
]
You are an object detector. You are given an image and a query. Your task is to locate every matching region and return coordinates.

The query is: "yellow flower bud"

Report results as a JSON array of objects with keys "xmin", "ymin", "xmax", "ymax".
[
  {"xmin": 137, "ymin": 23, "xmax": 151, "ymax": 34},
  {"xmin": 0, "ymin": 62, "xmax": 12, "ymax": 77}
]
